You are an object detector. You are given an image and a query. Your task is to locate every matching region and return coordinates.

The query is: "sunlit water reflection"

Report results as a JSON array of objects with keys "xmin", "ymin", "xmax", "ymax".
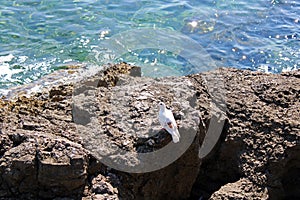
[{"xmin": 0, "ymin": 0, "xmax": 299, "ymax": 94}]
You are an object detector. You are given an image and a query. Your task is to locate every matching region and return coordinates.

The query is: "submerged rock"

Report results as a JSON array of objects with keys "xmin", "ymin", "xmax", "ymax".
[{"xmin": 0, "ymin": 63, "xmax": 299, "ymax": 199}]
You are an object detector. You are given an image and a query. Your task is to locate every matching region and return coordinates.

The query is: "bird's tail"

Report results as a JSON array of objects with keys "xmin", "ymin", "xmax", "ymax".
[
  {"xmin": 165, "ymin": 127, "xmax": 180, "ymax": 143},
  {"xmin": 175, "ymin": 128, "xmax": 180, "ymax": 139},
  {"xmin": 171, "ymin": 132, "xmax": 180, "ymax": 143}
]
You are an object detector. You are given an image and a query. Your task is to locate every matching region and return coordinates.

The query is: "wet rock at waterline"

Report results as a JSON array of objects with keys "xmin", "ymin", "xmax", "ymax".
[{"xmin": 0, "ymin": 63, "xmax": 299, "ymax": 199}]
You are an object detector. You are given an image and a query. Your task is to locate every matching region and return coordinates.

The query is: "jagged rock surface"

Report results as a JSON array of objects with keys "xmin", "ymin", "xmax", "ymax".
[
  {"xmin": 191, "ymin": 69, "xmax": 300, "ymax": 200},
  {"xmin": 0, "ymin": 63, "xmax": 299, "ymax": 199}
]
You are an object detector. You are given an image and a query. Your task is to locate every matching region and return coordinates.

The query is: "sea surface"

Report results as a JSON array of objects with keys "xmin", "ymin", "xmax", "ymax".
[{"xmin": 0, "ymin": 0, "xmax": 299, "ymax": 95}]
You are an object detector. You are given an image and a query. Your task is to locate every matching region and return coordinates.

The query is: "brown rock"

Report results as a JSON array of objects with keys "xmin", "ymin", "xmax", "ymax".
[
  {"xmin": 191, "ymin": 69, "xmax": 300, "ymax": 200},
  {"xmin": 209, "ymin": 178, "xmax": 269, "ymax": 200},
  {"xmin": 0, "ymin": 64, "xmax": 299, "ymax": 200}
]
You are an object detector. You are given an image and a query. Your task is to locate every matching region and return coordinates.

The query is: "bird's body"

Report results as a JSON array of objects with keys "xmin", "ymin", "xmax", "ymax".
[{"xmin": 158, "ymin": 102, "xmax": 180, "ymax": 143}]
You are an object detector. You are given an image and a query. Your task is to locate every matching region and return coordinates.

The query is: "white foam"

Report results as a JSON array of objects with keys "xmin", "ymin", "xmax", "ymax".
[{"xmin": 0, "ymin": 54, "xmax": 14, "ymax": 63}]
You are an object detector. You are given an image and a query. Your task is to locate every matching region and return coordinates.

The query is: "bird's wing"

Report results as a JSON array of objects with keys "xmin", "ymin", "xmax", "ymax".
[
  {"xmin": 165, "ymin": 109, "xmax": 177, "ymax": 127},
  {"xmin": 165, "ymin": 109, "xmax": 180, "ymax": 139},
  {"xmin": 164, "ymin": 124, "xmax": 180, "ymax": 143}
]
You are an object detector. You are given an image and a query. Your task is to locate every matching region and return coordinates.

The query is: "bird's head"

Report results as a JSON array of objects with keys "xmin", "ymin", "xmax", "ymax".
[{"xmin": 158, "ymin": 102, "xmax": 166, "ymax": 110}]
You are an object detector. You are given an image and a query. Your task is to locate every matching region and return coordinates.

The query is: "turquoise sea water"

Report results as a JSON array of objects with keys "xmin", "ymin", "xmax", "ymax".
[{"xmin": 0, "ymin": 0, "xmax": 299, "ymax": 94}]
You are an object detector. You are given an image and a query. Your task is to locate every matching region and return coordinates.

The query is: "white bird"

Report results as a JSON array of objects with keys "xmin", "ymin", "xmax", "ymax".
[{"xmin": 158, "ymin": 102, "xmax": 180, "ymax": 143}]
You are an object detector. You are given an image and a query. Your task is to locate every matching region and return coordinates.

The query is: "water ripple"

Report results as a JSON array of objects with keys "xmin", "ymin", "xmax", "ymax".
[{"xmin": 0, "ymin": 0, "xmax": 299, "ymax": 94}]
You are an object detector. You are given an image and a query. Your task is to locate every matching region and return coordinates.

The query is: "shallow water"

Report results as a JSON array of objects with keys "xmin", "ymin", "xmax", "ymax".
[{"xmin": 0, "ymin": 0, "xmax": 299, "ymax": 94}]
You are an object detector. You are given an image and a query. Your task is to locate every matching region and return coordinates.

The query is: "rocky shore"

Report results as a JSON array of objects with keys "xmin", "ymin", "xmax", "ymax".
[{"xmin": 0, "ymin": 63, "xmax": 299, "ymax": 199}]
